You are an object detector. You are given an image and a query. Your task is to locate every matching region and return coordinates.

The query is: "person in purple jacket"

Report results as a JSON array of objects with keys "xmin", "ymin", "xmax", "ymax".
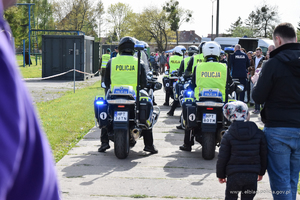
[{"xmin": 0, "ymin": 0, "xmax": 60, "ymax": 199}]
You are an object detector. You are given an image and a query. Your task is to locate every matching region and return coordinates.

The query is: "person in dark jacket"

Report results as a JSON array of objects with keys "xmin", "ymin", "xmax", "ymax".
[
  {"xmin": 110, "ymin": 46, "xmax": 119, "ymax": 58},
  {"xmin": 229, "ymin": 44, "xmax": 250, "ymax": 102},
  {"xmin": 217, "ymin": 101, "xmax": 267, "ymax": 200},
  {"xmin": 252, "ymin": 22, "xmax": 300, "ymax": 200}
]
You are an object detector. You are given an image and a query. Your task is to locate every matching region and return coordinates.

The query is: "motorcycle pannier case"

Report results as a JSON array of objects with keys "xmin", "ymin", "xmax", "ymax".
[
  {"xmin": 162, "ymin": 76, "xmax": 170, "ymax": 89},
  {"xmin": 139, "ymin": 97, "xmax": 153, "ymax": 127},
  {"xmin": 94, "ymin": 96, "xmax": 109, "ymax": 128},
  {"xmin": 182, "ymin": 98, "xmax": 197, "ymax": 129}
]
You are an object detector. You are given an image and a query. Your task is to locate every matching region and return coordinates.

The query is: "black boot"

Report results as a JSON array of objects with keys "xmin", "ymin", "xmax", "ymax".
[
  {"xmin": 144, "ymin": 145, "xmax": 158, "ymax": 154},
  {"xmin": 176, "ymin": 125, "xmax": 183, "ymax": 130},
  {"xmin": 167, "ymin": 100, "xmax": 178, "ymax": 116},
  {"xmin": 98, "ymin": 143, "xmax": 110, "ymax": 152},
  {"xmin": 163, "ymin": 91, "xmax": 170, "ymax": 106},
  {"xmin": 179, "ymin": 144, "xmax": 192, "ymax": 151},
  {"xmin": 143, "ymin": 130, "xmax": 158, "ymax": 154}
]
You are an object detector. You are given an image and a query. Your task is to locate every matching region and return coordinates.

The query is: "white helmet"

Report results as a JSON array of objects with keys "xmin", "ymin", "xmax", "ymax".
[
  {"xmin": 173, "ymin": 45, "xmax": 186, "ymax": 56},
  {"xmin": 202, "ymin": 41, "xmax": 221, "ymax": 58}
]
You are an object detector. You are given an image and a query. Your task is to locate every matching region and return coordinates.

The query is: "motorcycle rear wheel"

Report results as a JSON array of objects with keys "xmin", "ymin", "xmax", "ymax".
[
  {"xmin": 202, "ymin": 132, "xmax": 216, "ymax": 160},
  {"xmin": 114, "ymin": 129, "xmax": 130, "ymax": 159}
]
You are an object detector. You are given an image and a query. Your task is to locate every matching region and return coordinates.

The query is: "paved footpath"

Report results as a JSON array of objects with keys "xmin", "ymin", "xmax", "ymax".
[{"xmin": 56, "ymin": 77, "xmax": 297, "ymax": 200}]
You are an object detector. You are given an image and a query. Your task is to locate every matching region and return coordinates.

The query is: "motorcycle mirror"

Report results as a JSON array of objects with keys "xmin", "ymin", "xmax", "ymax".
[
  {"xmin": 165, "ymin": 71, "xmax": 169, "ymax": 75},
  {"xmin": 154, "ymin": 82, "xmax": 162, "ymax": 90},
  {"xmin": 147, "ymin": 71, "xmax": 153, "ymax": 76},
  {"xmin": 134, "ymin": 43, "xmax": 145, "ymax": 51},
  {"xmin": 236, "ymin": 84, "xmax": 244, "ymax": 93}
]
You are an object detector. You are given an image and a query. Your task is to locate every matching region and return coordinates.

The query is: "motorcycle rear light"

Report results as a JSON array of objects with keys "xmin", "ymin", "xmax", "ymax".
[
  {"xmin": 175, "ymin": 79, "xmax": 178, "ymax": 81},
  {"xmin": 118, "ymin": 105, "xmax": 125, "ymax": 108},
  {"xmin": 206, "ymin": 107, "xmax": 214, "ymax": 110}
]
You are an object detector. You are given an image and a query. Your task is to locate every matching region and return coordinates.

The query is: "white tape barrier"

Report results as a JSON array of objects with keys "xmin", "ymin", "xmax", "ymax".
[{"xmin": 23, "ymin": 69, "xmax": 100, "ymax": 81}]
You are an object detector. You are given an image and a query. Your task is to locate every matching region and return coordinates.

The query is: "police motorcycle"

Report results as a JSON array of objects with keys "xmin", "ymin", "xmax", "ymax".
[
  {"xmin": 180, "ymin": 42, "xmax": 243, "ymax": 160},
  {"xmin": 94, "ymin": 41, "xmax": 162, "ymax": 159},
  {"xmin": 162, "ymin": 46, "xmax": 186, "ymax": 104}
]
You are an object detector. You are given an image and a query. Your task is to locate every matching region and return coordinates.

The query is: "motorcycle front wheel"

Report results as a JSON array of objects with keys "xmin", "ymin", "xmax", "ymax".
[{"xmin": 114, "ymin": 129, "xmax": 130, "ymax": 159}]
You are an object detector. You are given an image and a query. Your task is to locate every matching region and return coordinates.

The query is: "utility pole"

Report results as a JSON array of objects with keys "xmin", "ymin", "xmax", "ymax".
[
  {"xmin": 216, "ymin": 0, "xmax": 219, "ymax": 37},
  {"xmin": 211, "ymin": 0, "xmax": 216, "ymax": 40}
]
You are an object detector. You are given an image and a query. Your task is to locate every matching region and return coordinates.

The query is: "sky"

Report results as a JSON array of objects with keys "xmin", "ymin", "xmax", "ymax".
[{"xmin": 101, "ymin": 0, "xmax": 300, "ymax": 38}]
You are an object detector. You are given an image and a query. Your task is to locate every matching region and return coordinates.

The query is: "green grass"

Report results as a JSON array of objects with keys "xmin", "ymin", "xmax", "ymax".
[
  {"xmin": 16, "ymin": 54, "xmax": 42, "ymax": 78},
  {"xmin": 129, "ymin": 194, "xmax": 149, "ymax": 198},
  {"xmin": 36, "ymin": 81, "xmax": 104, "ymax": 162}
]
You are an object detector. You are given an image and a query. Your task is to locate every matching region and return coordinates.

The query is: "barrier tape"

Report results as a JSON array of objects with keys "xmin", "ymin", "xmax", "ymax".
[{"xmin": 23, "ymin": 69, "xmax": 99, "ymax": 81}]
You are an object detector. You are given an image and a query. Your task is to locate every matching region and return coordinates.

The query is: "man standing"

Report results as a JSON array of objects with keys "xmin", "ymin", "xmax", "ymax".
[
  {"xmin": 110, "ymin": 46, "xmax": 118, "ymax": 58},
  {"xmin": 158, "ymin": 51, "xmax": 167, "ymax": 74},
  {"xmin": 230, "ymin": 44, "xmax": 249, "ymax": 102},
  {"xmin": 251, "ymin": 47, "xmax": 264, "ymax": 114},
  {"xmin": 0, "ymin": 0, "xmax": 60, "ymax": 199},
  {"xmin": 100, "ymin": 48, "xmax": 110, "ymax": 85},
  {"xmin": 253, "ymin": 22, "xmax": 300, "ymax": 200}
]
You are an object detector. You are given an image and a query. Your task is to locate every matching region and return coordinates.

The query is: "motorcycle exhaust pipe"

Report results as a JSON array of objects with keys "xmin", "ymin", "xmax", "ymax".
[{"xmin": 131, "ymin": 127, "xmax": 142, "ymax": 140}]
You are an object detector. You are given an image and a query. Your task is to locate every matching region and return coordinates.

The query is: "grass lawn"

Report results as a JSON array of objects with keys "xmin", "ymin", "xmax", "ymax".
[
  {"xmin": 17, "ymin": 54, "xmax": 42, "ymax": 78},
  {"xmin": 36, "ymin": 81, "xmax": 104, "ymax": 162}
]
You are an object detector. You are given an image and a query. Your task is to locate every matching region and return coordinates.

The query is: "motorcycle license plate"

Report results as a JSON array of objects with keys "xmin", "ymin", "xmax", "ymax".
[
  {"xmin": 202, "ymin": 113, "xmax": 216, "ymax": 124},
  {"xmin": 114, "ymin": 111, "xmax": 128, "ymax": 122}
]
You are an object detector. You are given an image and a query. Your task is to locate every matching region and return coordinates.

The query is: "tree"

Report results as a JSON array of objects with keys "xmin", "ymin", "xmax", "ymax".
[
  {"xmin": 163, "ymin": 0, "xmax": 192, "ymax": 45},
  {"xmin": 231, "ymin": 26, "xmax": 255, "ymax": 38},
  {"xmin": 255, "ymin": 5, "xmax": 278, "ymax": 38},
  {"xmin": 106, "ymin": 2, "xmax": 133, "ymax": 41},
  {"xmin": 53, "ymin": 0, "xmax": 104, "ymax": 38},
  {"xmin": 244, "ymin": 11, "xmax": 260, "ymax": 35},
  {"xmin": 297, "ymin": 20, "xmax": 300, "ymax": 42},
  {"xmin": 131, "ymin": 6, "xmax": 171, "ymax": 52},
  {"xmin": 226, "ymin": 16, "xmax": 243, "ymax": 35},
  {"xmin": 4, "ymin": 6, "xmax": 26, "ymax": 49}
]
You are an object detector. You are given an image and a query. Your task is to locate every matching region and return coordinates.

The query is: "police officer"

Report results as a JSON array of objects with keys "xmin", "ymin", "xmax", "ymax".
[
  {"xmin": 99, "ymin": 36, "xmax": 158, "ymax": 154},
  {"xmin": 100, "ymin": 48, "xmax": 111, "ymax": 85},
  {"xmin": 167, "ymin": 45, "xmax": 198, "ymax": 117},
  {"xmin": 229, "ymin": 44, "xmax": 249, "ymax": 102},
  {"xmin": 184, "ymin": 42, "xmax": 206, "ymax": 77},
  {"xmin": 163, "ymin": 46, "xmax": 185, "ymax": 106},
  {"xmin": 180, "ymin": 41, "xmax": 232, "ymax": 151}
]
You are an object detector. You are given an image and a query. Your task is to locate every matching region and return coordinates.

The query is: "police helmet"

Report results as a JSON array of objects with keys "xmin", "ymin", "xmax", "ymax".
[
  {"xmin": 173, "ymin": 45, "xmax": 186, "ymax": 56},
  {"xmin": 187, "ymin": 45, "xmax": 198, "ymax": 56},
  {"xmin": 140, "ymin": 41, "xmax": 149, "ymax": 48},
  {"xmin": 198, "ymin": 42, "xmax": 206, "ymax": 54},
  {"xmin": 202, "ymin": 41, "xmax": 221, "ymax": 59},
  {"xmin": 118, "ymin": 36, "xmax": 137, "ymax": 55}
]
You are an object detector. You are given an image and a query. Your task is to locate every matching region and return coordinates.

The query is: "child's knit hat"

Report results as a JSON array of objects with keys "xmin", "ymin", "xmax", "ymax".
[{"xmin": 223, "ymin": 100, "xmax": 249, "ymax": 122}]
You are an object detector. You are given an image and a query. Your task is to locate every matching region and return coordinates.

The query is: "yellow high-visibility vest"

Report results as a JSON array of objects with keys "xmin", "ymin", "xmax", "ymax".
[
  {"xmin": 194, "ymin": 62, "xmax": 227, "ymax": 100},
  {"xmin": 101, "ymin": 54, "xmax": 110, "ymax": 68},
  {"xmin": 111, "ymin": 56, "xmax": 138, "ymax": 93},
  {"xmin": 169, "ymin": 55, "xmax": 182, "ymax": 73}
]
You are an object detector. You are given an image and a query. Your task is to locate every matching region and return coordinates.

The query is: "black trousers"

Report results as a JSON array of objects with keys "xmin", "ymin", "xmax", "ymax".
[
  {"xmin": 100, "ymin": 128, "xmax": 154, "ymax": 147},
  {"xmin": 225, "ymin": 173, "xmax": 258, "ymax": 200},
  {"xmin": 101, "ymin": 68, "xmax": 106, "ymax": 83}
]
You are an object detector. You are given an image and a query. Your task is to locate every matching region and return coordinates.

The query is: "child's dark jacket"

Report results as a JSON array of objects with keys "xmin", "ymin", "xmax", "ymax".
[{"xmin": 216, "ymin": 121, "xmax": 268, "ymax": 179}]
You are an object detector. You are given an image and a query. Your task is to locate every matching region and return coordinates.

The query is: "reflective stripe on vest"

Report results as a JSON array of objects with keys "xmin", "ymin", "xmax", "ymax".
[
  {"xmin": 101, "ymin": 54, "xmax": 110, "ymax": 68},
  {"xmin": 194, "ymin": 62, "xmax": 227, "ymax": 100},
  {"xmin": 111, "ymin": 56, "xmax": 138, "ymax": 93},
  {"xmin": 184, "ymin": 56, "xmax": 191, "ymax": 71},
  {"xmin": 169, "ymin": 55, "xmax": 182, "ymax": 73}
]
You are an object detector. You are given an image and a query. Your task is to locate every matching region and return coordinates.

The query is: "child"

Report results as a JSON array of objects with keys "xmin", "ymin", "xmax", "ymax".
[{"xmin": 216, "ymin": 101, "xmax": 267, "ymax": 200}]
